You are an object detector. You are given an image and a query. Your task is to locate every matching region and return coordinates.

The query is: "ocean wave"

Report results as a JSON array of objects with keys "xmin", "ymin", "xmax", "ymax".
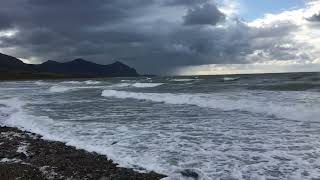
[
  {"xmin": 222, "ymin": 77, "xmax": 240, "ymax": 81},
  {"xmin": 0, "ymin": 97, "xmax": 164, "ymax": 177},
  {"xmin": 34, "ymin": 81, "xmax": 48, "ymax": 86},
  {"xmin": 49, "ymin": 85, "xmax": 106, "ymax": 93},
  {"xmin": 170, "ymin": 79, "xmax": 197, "ymax": 82},
  {"xmin": 0, "ymin": 98, "xmax": 21, "ymax": 122},
  {"xmin": 249, "ymin": 83, "xmax": 320, "ymax": 91},
  {"xmin": 121, "ymin": 80, "xmax": 135, "ymax": 82},
  {"xmin": 0, "ymin": 87, "xmax": 37, "ymax": 91},
  {"xmin": 84, "ymin": 80, "xmax": 101, "ymax": 85},
  {"xmin": 131, "ymin": 83, "xmax": 163, "ymax": 88},
  {"xmin": 101, "ymin": 90, "xmax": 319, "ymax": 121},
  {"xmin": 60, "ymin": 81, "xmax": 82, "ymax": 84},
  {"xmin": 289, "ymin": 73, "xmax": 320, "ymax": 81},
  {"xmin": 49, "ymin": 86, "xmax": 73, "ymax": 93},
  {"xmin": 108, "ymin": 83, "xmax": 163, "ymax": 88},
  {"xmin": 108, "ymin": 83, "xmax": 131, "ymax": 88},
  {"xmin": 0, "ymin": 97, "xmax": 65, "ymax": 143}
]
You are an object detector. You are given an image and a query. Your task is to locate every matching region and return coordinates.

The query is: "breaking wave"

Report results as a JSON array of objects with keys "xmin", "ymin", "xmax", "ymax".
[
  {"xmin": 60, "ymin": 81, "xmax": 82, "ymax": 84},
  {"xmin": 222, "ymin": 77, "xmax": 240, "ymax": 81},
  {"xmin": 34, "ymin": 81, "xmax": 48, "ymax": 86},
  {"xmin": 108, "ymin": 83, "xmax": 163, "ymax": 88},
  {"xmin": 121, "ymin": 80, "xmax": 135, "ymax": 82},
  {"xmin": 0, "ymin": 97, "xmax": 170, "ymax": 178},
  {"xmin": 249, "ymin": 83, "xmax": 320, "ymax": 91},
  {"xmin": 0, "ymin": 98, "xmax": 54, "ymax": 132},
  {"xmin": 131, "ymin": 83, "xmax": 163, "ymax": 88},
  {"xmin": 84, "ymin": 80, "xmax": 101, "ymax": 85},
  {"xmin": 170, "ymin": 79, "xmax": 197, "ymax": 82},
  {"xmin": 49, "ymin": 85, "xmax": 106, "ymax": 93},
  {"xmin": 101, "ymin": 90, "xmax": 319, "ymax": 121},
  {"xmin": 49, "ymin": 86, "xmax": 72, "ymax": 93}
]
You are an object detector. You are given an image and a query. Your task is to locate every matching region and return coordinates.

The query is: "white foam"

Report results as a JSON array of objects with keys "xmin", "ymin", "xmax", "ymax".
[
  {"xmin": 106, "ymin": 83, "xmax": 129, "ymax": 89},
  {"xmin": 0, "ymin": 98, "xmax": 26, "ymax": 115},
  {"xmin": 222, "ymin": 77, "xmax": 240, "ymax": 81},
  {"xmin": 0, "ymin": 158, "xmax": 21, "ymax": 163},
  {"xmin": 108, "ymin": 83, "xmax": 163, "ymax": 88},
  {"xmin": 170, "ymin": 79, "xmax": 196, "ymax": 82},
  {"xmin": 0, "ymin": 98, "xmax": 54, "ymax": 132},
  {"xmin": 101, "ymin": 90, "xmax": 320, "ymax": 121},
  {"xmin": 34, "ymin": 81, "xmax": 48, "ymax": 86},
  {"xmin": 121, "ymin": 80, "xmax": 134, "ymax": 82},
  {"xmin": 0, "ymin": 87, "xmax": 37, "ymax": 90},
  {"xmin": 0, "ymin": 97, "xmax": 170, "ymax": 176},
  {"xmin": 49, "ymin": 86, "xmax": 72, "ymax": 93},
  {"xmin": 60, "ymin": 81, "xmax": 82, "ymax": 84},
  {"xmin": 131, "ymin": 83, "xmax": 163, "ymax": 88},
  {"xmin": 39, "ymin": 166, "xmax": 63, "ymax": 179},
  {"xmin": 49, "ymin": 85, "xmax": 106, "ymax": 93},
  {"xmin": 84, "ymin": 80, "xmax": 101, "ymax": 85},
  {"xmin": 17, "ymin": 142, "xmax": 29, "ymax": 157}
]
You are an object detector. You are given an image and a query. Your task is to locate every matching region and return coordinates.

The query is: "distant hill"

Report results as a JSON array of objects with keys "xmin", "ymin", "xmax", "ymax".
[
  {"xmin": 36, "ymin": 59, "xmax": 138, "ymax": 77},
  {"xmin": 0, "ymin": 53, "xmax": 139, "ymax": 80},
  {"xmin": 0, "ymin": 53, "xmax": 32, "ymax": 71}
]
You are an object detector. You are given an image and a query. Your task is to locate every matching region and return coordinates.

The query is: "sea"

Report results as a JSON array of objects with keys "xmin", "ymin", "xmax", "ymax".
[{"xmin": 0, "ymin": 72, "xmax": 320, "ymax": 180}]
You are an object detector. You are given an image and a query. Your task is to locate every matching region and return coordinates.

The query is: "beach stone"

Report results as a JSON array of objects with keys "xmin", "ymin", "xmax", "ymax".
[{"xmin": 0, "ymin": 126, "xmax": 166, "ymax": 180}]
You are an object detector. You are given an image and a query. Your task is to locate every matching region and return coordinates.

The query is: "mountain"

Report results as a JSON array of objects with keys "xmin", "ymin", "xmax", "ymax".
[
  {"xmin": 37, "ymin": 59, "xmax": 139, "ymax": 77},
  {"xmin": 0, "ymin": 53, "xmax": 139, "ymax": 80},
  {"xmin": 0, "ymin": 53, "xmax": 31, "ymax": 71}
]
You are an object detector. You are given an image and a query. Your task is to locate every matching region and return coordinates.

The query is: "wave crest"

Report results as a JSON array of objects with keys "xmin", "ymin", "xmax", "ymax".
[
  {"xmin": 84, "ymin": 80, "xmax": 101, "ymax": 85},
  {"xmin": 132, "ymin": 83, "xmax": 163, "ymax": 88},
  {"xmin": 170, "ymin": 79, "xmax": 197, "ymax": 82},
  {"xmin": 101, "ymin": 90, "xmax": 319, "ymax": 121},
  {"xmin": 109, "ymin": 83, "xmax": 163, "ymax": 88},
  {"xmin": 222, "ymin": 77, "xmax": 240, "ymax": 81},
  {"xmin": 60, "ymin": 81, "xmax": 82, "ymax": 84},
  {"xmin": 49, "ymin": 86, "xmax": 72, "ymax": 93}
]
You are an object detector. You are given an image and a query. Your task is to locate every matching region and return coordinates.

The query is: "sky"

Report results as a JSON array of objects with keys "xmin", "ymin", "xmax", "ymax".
[
  {"xmin": 239, "ymin": 0, "xmax": 306, "ymax": 20},
  {"xmin": 0, "ymin": 0, "xmax": 320, "ymax": 75}
]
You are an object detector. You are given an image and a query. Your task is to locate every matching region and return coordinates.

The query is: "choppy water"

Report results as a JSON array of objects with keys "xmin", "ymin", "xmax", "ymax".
[{"xmin": 1, "ymin": 72, "xmax": 320, "ymax": 179}]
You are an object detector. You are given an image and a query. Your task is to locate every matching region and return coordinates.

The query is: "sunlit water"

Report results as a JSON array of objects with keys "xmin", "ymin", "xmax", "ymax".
[{"xmin": 1, "ymin": 73, "xmax": 320, "ymax": 179}]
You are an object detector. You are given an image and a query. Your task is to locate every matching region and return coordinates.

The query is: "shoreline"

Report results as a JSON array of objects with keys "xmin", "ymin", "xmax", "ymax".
[{"xmin": 0, "ymin": 126, "xmax": 166, "ymax": 180}]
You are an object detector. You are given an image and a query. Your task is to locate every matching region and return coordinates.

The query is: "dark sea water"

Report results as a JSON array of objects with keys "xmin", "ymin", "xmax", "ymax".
[{"xmin": 0, "ymin": 72, "xmax": 320, "ymax": 179}]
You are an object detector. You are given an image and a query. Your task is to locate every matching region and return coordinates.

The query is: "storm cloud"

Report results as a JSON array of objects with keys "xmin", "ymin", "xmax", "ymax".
[
  {"xmin": 183, "ymin": 3, "xmax": 225, "ymax": 25},
  {"xmin": 0, "ymin": 0, "xmax": 319, "ymax": 74},
  {"xmin": 308, "ymin": 12, "xmax": 320, "ymax": 21}
]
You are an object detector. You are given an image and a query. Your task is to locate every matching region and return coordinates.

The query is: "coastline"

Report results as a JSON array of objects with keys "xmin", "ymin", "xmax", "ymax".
[{"xmin": 0, "ymin": 126, "xmax": 166, "ymax": 180}]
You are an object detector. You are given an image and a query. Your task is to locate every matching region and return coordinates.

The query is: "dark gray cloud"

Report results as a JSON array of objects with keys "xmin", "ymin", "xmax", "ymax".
[
  {"xmin": 162, "ymin": 0, "xmax": 209, "ymax": 6},
  {"xmin": 0, "ymin": 12, "xmax": 13, "ymax": 30},
  {"xmin": 183, "ymin": 3, "xmax": 225, "ymax": 26},
  {"xmin": 0, "ymin": 0, "xmax": 318, "ymax": 74},
  {"xmin": 308, "ymin": 12, "xmax": 320, "ymax": 21}
]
